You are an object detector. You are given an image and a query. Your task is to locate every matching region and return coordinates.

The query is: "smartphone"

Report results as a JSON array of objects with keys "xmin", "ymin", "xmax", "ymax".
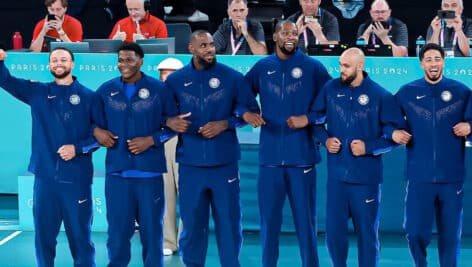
[
  {"xmin": 437, "ymin": 10, "xmax": 455, "ymax": 19},
  {"xmin": 304, "ymin": 16, "xmax": 320, "ymax": 24},
  {"xmin": 371, "ymin": 21, "xmax": 389, "ymax": 28},
  {"xmin": 47, "ymin": 14, "xmax": 56, "ymax": 21}
]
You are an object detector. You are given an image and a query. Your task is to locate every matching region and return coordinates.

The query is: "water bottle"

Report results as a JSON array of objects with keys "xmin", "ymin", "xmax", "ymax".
[
  {"xmin": 356, "ymin": 37, "xmax": 365, "ymax": 46},
  {"xmin": 12, "ymin": 31, "xmax": 23, "ymax": 50},
  {"xmin": 415, "ymin": 35, "xmax": 425, "ymax": 57}
]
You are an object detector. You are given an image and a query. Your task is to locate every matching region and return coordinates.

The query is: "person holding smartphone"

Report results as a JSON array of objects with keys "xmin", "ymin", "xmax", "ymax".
[
  {"xmin": 287, "ymin": 0, "xmax": 340, "ymax": 52},
  {"xmin": 30, "ymin": 0, "xmax": 83, "ymax": 52},
  {"xmin": 357, "ymin": 0, "xmax": 408, "ymax": 57},
  {"xmin": 426, "ymin": 0, "xmax": 472, "ymax": 57}
]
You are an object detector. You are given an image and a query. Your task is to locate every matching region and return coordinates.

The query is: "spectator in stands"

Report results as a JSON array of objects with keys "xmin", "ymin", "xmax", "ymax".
[
  {"xmin": 109, "ymin": 0, "xmax": 167, "ymax": 42},
  {"xmin": 213, "ymin": 0, "xmax": 267, "ymax": 55},
  {"xmin": 357, "ymin": 0, "xmax": 408, "ymax": 57},
  {"xmin": 287, "ymin": 0, "xmax": 340, "ymax": 53},
  {"xmin": 426, "ymin": 0, "xmax": 472, "ymax": 57},
  {"xmin": 156, "ymin": 57, "xmax": 184, "ymax": 257},
  {"xmin": 30, "ymin": 0, "xmax": 83, "ymax": 52}
]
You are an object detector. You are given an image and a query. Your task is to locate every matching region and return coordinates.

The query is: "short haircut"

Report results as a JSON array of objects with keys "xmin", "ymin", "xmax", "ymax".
[
  {"xmin": 49, "ymin": 46, "xmax": 75, "ymax": 61},
  {"xmin": 371, "ymin": 0, "xmax": 390, "ymax": 9},
  {"xmin": 419, "ymin": 43, "xmax": 445, "ymax": 60},
  {"xmin": 45, "ymin": 0, "xmax": 68, "ymax": 7},
  {"xmin": 228, "ymin": 0, "xmax": 248, "ymax": 6},
  {"xmin": 118, "ymin": 42, "xmax": 144, "ymax": 58},
  {"xmin": 442, "ymin": 0, "xmax": 463, "ymax": 7},
  {"xmin": 190, "ymin": 30, "xmax": 211, "ymax": 41},
  {"xmin": 274, "ymin": 20, "xmax": 297, "ymax": 33}
]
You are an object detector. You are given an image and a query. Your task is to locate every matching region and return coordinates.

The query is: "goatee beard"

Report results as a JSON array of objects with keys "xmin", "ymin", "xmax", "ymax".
[
  {"xmin": 280, "ymin": 46, "xmax": 296, "ymax": 56},
  {"xmin": 341, "ymin": 74, "xmax": 356, "ymax": 86},
  {"xmin": 51, "ymin": 70, "xmax": 71, "ymax": 79},
  {"xmin": 197, "ymin": 56, "xmax": 216, "ymax": 70}
]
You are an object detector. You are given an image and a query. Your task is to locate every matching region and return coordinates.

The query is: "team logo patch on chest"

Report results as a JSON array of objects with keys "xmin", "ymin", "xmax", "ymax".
[
  {"xmin": 139, "ymin": 88, "xmax": 150, "ymax": 99},
  {"xmin": 209, "ymin": 78, "xmax": 221, "ymax": 89},
  {"xmin": 69, "ymin": 94, "xmax": 80, "ymax": 105},
  {"xmin": 291, "ymin": 67, "xmax": 303, "ymax": 79},
  {"xmin": 441, "ymin": 90, "xmax": 452, "ymax": 102},
  {"xmin": 358, "ymin": 94, "xmax": 369, "ymax": 105}
]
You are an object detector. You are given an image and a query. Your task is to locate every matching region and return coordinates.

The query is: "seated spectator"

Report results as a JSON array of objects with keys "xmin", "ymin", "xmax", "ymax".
[
  {"xmin": 213, "ymin": 0, "xmax": 267, "ymax": 55},
  {"xmin": 109, "ymin": 0, "xmax": 167, "ymax": 42},
  {"xmin": 426, "ymin": 0, "xmax": 472, "ymax": 57},
  {"xmin": 287, "ymin": 0, "xmax": 340, "ymax": 53},
  {"xmin": 357, "ymin": 0, "xmax": 408, "ymax": 57},
  {"xmin": 30, "ymin": 0, "xmax": 83, "ymax": 52}
]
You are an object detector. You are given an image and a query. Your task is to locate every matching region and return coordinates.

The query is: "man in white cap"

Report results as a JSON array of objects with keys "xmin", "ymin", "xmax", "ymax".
[{"xmin": 157, "ymin": 57, "xmax": 184, "ymax": 256}]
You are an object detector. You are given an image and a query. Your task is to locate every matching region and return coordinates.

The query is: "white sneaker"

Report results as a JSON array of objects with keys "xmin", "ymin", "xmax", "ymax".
[
  {"xmin": 188, "ymin": 10, "xmax": 209, "ymax": 22},
  {"xmin": 163, "ymin": 248, "xmax": 173, "ymax": 256}
]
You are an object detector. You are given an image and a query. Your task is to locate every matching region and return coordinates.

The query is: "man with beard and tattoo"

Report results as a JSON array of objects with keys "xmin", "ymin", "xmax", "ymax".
[
  {"xmin": 243, "ymin": 20, "xmax": 331, "ymax": 267},
  {"xmin": 311, "ymin": 47, "xmax": 401, "ymax": 267},
  {"xmin": 164, "ymin": 30, "xmax": 259, "ymax": 267},
  {"xmin": 391, "ymin": 43, "xmax": 472, "ymax": 267},
  {"xmin": 93, "ymin": 42, "xmax": 176, "ymax": 267},
  {"xmin": 0, "ymin": 47, "xmax": 97, "ymax": 266}
]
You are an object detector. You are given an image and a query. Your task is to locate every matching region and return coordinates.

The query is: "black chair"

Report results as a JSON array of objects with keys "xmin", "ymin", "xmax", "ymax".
[
  {"xmin": 166, "ymin": 23, "xmax": 192, "ymax": 54},
  {"xmin": 140, "ymin": 43, "xmax": 168, "ymax": 54},
  {"xmin": 83, "ymin": 39, "xmax": 123, "ymax": 53},
  {"xmin": 50, "ymin": 42, "xmax": 90, "ymax": 53},
  {"xmin": 136, "ymin": 37, "xmax": 175, "ymax": 54}
]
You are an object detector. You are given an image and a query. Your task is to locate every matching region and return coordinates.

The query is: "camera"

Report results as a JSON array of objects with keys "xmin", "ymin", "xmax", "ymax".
[
  {"xmin": 47, "ymin": 14, "xmax": 56, "ymax": 21},
  {"xmin": 437, "ymin": 10, "xmax": 455, "ymax": 19},
  {"xmin": 304, "ymin": 16, "xmax": 320, "ymax": 24},
  {"xmin": 371, "ymin": 21, "xmax": 389, "ymax": 29}
]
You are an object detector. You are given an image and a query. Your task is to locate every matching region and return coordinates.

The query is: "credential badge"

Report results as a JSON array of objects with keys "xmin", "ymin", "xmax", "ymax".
[
  {"xmin": 139, "ymin": 88, "xmax": 150, "ymax": 99},
  {"xmin": 358, "ymin": 94, "xmax": 369, "ymax": 105},
  {"xmin": 209, "ymin": 78, "xmax": 220, "ymax": 89},
  {"xmin": 441, "ymin": 90, "xmax": 452, "ymax": 102},
  {"xmin": 291, "ymin": 67, "xmax": 302, "ymax": 79},
  {"xmin": 69, "ymin": 94, "xmax": 80, "ymax": 105}
]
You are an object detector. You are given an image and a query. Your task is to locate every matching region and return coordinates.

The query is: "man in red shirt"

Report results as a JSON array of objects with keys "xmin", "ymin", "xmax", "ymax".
[
  {"xmin": 30, "ymin": 0, "xmax": 83, "ymax": 52},
  {"xmin": 109, "ymin": 0, "xmax": 168, "ymax": 42}
]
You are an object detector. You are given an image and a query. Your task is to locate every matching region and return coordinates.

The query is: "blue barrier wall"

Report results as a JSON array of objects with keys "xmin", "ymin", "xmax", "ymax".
[{"xmin": 3, "ymin": 53, "xmax": 472, "ymax": 233}]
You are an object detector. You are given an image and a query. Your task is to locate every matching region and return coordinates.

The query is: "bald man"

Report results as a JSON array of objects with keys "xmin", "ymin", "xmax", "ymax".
[
  {"xmin": 357, "ymin": 0, "xmax": 408, "ymax": 57},
  {"xmin": 311, "ymin": 48, "xmax": 402, "ymax": 267},
  {"xmin": 109, "ymin": 0, "xmax": 167, "ymax": 42},
  {"xmin": 426, "ymin": 0, "xmax": 472, "ymax": 57}
]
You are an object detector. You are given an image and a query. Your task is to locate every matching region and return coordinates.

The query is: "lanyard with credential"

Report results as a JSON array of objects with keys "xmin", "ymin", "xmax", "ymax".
[
  {"xmin": 230, "ymin": 28, "xmax": 244, "ymax": 55},
  {"xmin": 440, "ymin": 21, "xmax": 458, "ymax": 48}
]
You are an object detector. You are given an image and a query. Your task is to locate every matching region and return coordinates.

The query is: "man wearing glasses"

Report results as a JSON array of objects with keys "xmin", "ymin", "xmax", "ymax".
[{"xmin": 356, "ymin": 0, "xmax": 408, "ymax": 57}]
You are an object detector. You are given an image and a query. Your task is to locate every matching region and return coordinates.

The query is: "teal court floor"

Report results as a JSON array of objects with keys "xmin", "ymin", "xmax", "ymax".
[{"xmin": 1, "ymin": 231, "xmax": 471, "ymax": 266}]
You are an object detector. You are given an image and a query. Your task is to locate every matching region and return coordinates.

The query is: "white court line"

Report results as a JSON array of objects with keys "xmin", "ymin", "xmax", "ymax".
[{"xmin": 0, "ymin": 231, "xmax": 22, "ymax": 246}]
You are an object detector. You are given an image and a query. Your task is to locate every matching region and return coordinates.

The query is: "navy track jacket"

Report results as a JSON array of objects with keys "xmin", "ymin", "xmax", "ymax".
[{"xmin": 0, "ymin": 61, "xmax": 97, "ymax": 184}]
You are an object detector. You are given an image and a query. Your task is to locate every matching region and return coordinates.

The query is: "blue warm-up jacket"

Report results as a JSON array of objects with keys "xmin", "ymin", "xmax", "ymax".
[
  {"xmin": 395, "ymin": 77, "xmax": 472, "ymax": 183},
  {"xmin": 245, "ymin": 49, "xmax": 331, "ymax": 166},
  {"xmin": 165, "ymin": 61, "xmax": 259, "ymax": 167},
  {"xmin": 313, "ymin": 73, "xmax": 400, "ymax": 184},
  {"xmin": 0, "ymin": 61, "xmax": 97, "ymax": 184},
  {"xmin": 94, "ymin": 73, "xmax": 176, "ymax": 174}
]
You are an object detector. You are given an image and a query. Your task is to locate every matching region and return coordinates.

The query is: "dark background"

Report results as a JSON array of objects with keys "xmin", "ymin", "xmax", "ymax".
[{"xmin": 1, "ymin": 0, "xmax": 471, "ymax": 56}]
